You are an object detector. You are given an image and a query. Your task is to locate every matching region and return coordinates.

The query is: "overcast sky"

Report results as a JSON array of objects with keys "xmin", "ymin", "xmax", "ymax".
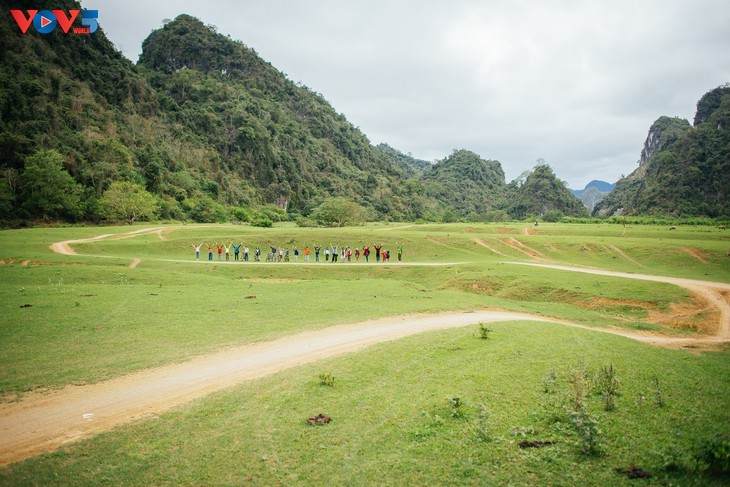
[{"xmin": 85, "ymin": 0, "xmax": 730, "ymax": 188}]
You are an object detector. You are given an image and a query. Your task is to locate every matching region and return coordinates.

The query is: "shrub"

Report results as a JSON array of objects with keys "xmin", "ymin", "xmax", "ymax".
[
  {"xmin": 251, "ymin": 217, "xmax": 273, "ymax": 228},
  {"xmin": 477, "ymin": 323, "xmax": 493, "ymax": 340},
  {"xmin": 318, "ymin": 372, "xmax": 335, "ymax": 387},
  {"xmin": 569, "ymin": 406, "xmax": 602, "ymax": 456},
  {"xmin": 594, "ymin": 364, "xmax": 620, "ymax": 411},
  {"xmin": 695, "ymin": 435, "xmax": 730, "ymax": 474},
  {"xmin": 447, "ymin": 396, "xmax": 467, "ymax": 419},
  {"xmin": 311, "ymin": 197, "xmax": 368, "ymax": 227}
]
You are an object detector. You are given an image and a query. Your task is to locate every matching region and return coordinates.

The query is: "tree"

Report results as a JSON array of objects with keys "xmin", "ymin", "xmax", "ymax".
[
  {"xmin": 21, "ymin": 150, "xmax": 83, "ymax": 220},
  {"xmin": 311, "ymin": 197, "xmax": 368, "ymax": 227},
  {"xmin": 100, "ymin": 181, "xmax": 158, "ymax": 224}
]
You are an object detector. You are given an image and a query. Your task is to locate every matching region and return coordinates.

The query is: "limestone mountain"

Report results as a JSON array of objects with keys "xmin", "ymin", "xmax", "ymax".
[
  {"xmin": 0, "ymin": 6, "xmax": 422, "ymax": 222},
  {"xmin": 510, "ymin": 164, "xmax": 589, "ymax": 219},
  {"xmin": 594, "ymin": 84, "xmax": 730, "ymax": 218},
  {"xmin": 572, "ymin": 180, "xmax": 615, "ymax": 213},
  {"xmin": 136, "ymin": 14, "xmax": 417, "ymax": 218},
  {"xmin": 419, "ymin": 150, "xmax": 510, "ymax": 219}
]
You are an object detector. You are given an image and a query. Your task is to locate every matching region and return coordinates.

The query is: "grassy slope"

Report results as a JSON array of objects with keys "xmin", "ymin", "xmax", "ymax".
[
  {"xmin": 2, "ymin": 322, "xmax": 728, "ymax": 485},
  {"xmin": 1, "ymin": 223, "xmax": 713, "ymax": 394},
  {"xmin": 0, "ymin": 222, "xmax": 728, "ymax": 484}
]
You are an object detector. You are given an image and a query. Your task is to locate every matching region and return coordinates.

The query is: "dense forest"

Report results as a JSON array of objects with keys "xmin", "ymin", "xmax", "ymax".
[
  {"xmin": 595, "ymin": 85, "xmax": 730, "ymax": 218},
  {"xmin": 0, "ymin": 1, "xmax": 725, "ymax": 225}
]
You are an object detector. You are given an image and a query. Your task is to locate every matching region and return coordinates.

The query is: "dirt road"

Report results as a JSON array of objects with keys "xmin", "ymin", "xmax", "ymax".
[{"xmin": 0, "ymin": 229, "xmax": 726, "ymax": 467}]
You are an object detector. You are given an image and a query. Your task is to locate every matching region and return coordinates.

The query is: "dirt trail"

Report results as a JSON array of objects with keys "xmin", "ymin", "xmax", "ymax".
[
  {"xmin": 1, "ymin": 229, "xmax": 726, "ymax": 467},
  {"xmin": 474, "ymin": 238, "xmax": 510, "ymax": 257},
  {"xmin": 605, "ymin": 244, "xmax": 643, "ymax": 267},
  {"xmin": 0, "ymin": 309, "xmax": 694, "ymax": 467},
  {"xmin": 508, "ymin": 262, "xmax": 730, "ymax": 342}
]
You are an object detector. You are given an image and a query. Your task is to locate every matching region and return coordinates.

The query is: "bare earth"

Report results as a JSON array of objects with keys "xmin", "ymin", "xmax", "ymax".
[{"xmin": 0, "ymin": 229, "xmax": 727, "ymax": 467}]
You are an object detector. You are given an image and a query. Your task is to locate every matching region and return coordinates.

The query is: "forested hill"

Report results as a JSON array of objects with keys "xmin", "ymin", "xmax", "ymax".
[
  {"xmin": 3, "ymin": 3, "xmax": 723, "ymax": 224},
  {"xmin": 0, "ymin": 6, "xmax": 419, "ymax": 222},
  {"xmin": 137, "ymin": 14, "xmax": 416, "ymax": 217},
  {"xmin": 594, "ymin": 84, "xmax": 730, "ymax": 218}
]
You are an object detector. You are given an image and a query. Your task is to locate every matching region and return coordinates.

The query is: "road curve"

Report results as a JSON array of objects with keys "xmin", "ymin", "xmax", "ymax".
[{"xmin": 1, "ymin": 229, "xmax": 724, "ymax": 467}]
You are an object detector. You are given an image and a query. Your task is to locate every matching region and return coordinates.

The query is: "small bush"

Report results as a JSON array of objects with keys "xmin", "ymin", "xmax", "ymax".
[
  {"xmin": 594, "ymin": 364, "xmax": 620, "ymax": 411},
  {"xmin": 447, "ymin": 396, "xmax": 467, "ymax": 419},
  {"xmin": 542, "ymin": 368, "xmax": 558, "ymax": 394},
  {"xmin": 251, "ymin": 217, "xmax": 273, "ymax": 228},
  {"xmin": 475, "ymin": 403, "xmax": 492, "ymax": 442},
  {"xmin": 569, "ymin": 406, "xmax": 602, "ymax": 456},
  {"xmin": 318, "ymin": 372, "xmax": 335, "ymax": 387},
  {"xmin": 477, "ymin": 323, "xmax": 493, "ymax": 340},
  {"xmin": 695, "ymin": 435, "xmax": 730, "ymax": 474},
  {"xmin": 652, "ymin": 376, "xmax": 666, "ymax": 408}
]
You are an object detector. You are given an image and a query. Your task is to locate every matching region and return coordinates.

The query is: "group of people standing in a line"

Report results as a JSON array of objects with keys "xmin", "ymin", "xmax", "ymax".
[{"xmin": 191, "ymin": 242, "xmax": 404, "ymax": 263}]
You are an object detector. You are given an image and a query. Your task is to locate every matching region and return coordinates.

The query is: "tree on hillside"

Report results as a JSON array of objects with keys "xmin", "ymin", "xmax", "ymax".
[
  {"xmin": 311, "ymin": 197, "xmax": 369, "ymax": 227},
  {"xmin": 100, "ymin": 181, "xmax": 158, "ymax": 225},
  {"xmin": 510, "ymin": 163, "xmax": 588, "ymax": 219},
  {"xmin": 21, "ymin": 150, "xmax": 83, "ymax": 221}
]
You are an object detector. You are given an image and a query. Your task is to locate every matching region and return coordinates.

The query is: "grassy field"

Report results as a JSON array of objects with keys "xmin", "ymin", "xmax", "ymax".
[{"xmin": 0, "ymin": 222, "xmax": 728, "ymax": 484}]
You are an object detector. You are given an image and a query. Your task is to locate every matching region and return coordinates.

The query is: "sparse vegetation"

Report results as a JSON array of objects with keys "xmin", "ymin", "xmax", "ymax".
[{"xmin": 318, "ymin": 372, "xmax": 335, "ymax": 387}]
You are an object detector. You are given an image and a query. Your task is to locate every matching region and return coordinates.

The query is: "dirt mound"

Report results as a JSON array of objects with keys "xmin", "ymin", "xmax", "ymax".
[{"xmin": 307, "ymin": 414, "xmax": 332, "ymax": 425}]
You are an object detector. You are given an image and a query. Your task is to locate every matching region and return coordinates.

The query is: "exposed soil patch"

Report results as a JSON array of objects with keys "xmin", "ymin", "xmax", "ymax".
[
  {"xmin": 498, "ymin": 238, "xmax": 548, "ymax": 261},
  {"xmin": 474, "ymin": 238, "xmax": 510, "ymax": 257},
  {"xmin": 245, "ymin": 278, "xmax": 304, "ymax": 284},
  {"xmin": 307, "ymin": 414, "xmax": 332, "ymax": 425},
  {"xmin": 128, "ymin": 258, "xmax": 141, "ymax": 269},
  {"xmin": 605, "ymin": 244, "xmax": 643, "ymax": 267},
  {"xmin": 647, "ymin": 296, "xmax": 719, "ymax": 334},
  {"xmin": 615, "ymin": 465, "xmax": 651, "ymax": 479},
  {"xmin": 583, "ymin": 297, "xmax": 654, "ymax": 312},
  {"xmin": 681, "ymin": 247, "xmax": 708, "ymax": 264},
  {"xmin": 518, "ymin": 440, "xmax": 555, "ymax": 448},
  {"xmin": 522, "ymin": 228, "xmax": 537, "ymax": 235}
]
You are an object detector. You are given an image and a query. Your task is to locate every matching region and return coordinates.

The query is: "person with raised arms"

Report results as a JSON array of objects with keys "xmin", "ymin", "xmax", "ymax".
[{"xmin": 192, "ymin": 243, "xmax": 203, "ymax": 261}]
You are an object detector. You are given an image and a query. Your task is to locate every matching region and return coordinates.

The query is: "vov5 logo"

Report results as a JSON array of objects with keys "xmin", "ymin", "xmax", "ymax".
[{"xmin": 10, "ymin": 9, "xmax": 98, "ymax": 34}]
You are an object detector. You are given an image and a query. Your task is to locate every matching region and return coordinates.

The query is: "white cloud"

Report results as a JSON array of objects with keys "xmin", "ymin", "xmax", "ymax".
[{"xmin": 86, "ymin": 0, "xmax": 730, "ymax": 188}]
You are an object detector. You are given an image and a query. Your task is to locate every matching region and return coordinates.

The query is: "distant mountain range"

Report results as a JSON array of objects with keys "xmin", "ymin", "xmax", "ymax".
[{"xmin": 571, "ymin": 181, "xmax": 616, "ymax": 213}]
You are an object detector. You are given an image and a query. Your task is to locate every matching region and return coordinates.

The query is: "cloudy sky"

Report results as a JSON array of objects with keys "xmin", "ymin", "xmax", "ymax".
[{"xmin": 86, "ymin": 0, "xmax": 730, "ymax": 188}]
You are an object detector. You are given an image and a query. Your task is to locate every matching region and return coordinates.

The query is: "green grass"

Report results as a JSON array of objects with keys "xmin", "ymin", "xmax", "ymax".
[
  {"xmin": 2, "ymin": 322, "xmax": 728, "ymax": 485},
  {"xmin": 0, "ymin": 229, "xmax": 696, "ymax": 395},
  {"xmin": 0, "ymin": 222, "xmax": 728, "ymax": 484}
]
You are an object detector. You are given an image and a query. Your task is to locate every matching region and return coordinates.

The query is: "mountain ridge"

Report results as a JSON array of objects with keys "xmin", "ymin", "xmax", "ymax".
[{"xmin": 1, "ymin": 5, "xmax": 726, "ymax": 223}]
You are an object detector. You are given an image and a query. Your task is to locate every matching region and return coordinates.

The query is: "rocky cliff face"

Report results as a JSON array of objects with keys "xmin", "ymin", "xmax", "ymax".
[
  {"xmin": 593, "ymin": 84, "xmax": 730, "ymax": 218},
  {"xmin": 638, "ymin": 116, "xmax": 691, "ymax": 166}
]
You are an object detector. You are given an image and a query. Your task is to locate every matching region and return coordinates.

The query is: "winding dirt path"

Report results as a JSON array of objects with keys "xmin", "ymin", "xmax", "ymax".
[
  {"xmin": 0, "ymin": 228, "xmax": 726, "ymax": 467},
  {"xmin": 507, "ymin": 262, "xmax": 730, "ymax": 343}
]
